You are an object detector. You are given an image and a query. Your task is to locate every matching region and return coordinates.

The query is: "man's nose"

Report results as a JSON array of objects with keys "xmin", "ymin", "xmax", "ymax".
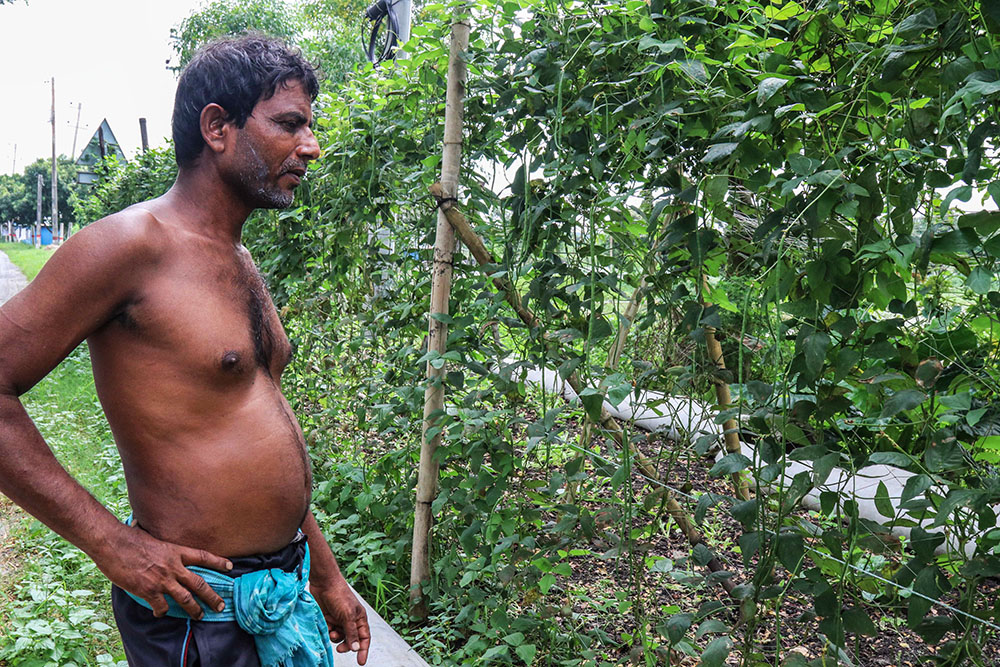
[{"xmin": 298, "ymin": 127, "xmax": 321, "ymax": 162}]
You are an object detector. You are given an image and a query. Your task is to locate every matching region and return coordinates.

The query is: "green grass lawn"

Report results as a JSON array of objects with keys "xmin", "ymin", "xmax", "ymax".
[
  {"xmin": 0, "ymin": 242, "xmax": 54, "ymax": 280},
  {"xmin": 0, "ymin": 346, "xmax": 128, "ymax": 666}
]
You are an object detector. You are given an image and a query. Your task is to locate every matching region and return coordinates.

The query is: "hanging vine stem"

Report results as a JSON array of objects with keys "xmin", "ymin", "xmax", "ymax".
[{"xmin": 430, "ymin": 184, "xmax": 737, "ymax": 595}]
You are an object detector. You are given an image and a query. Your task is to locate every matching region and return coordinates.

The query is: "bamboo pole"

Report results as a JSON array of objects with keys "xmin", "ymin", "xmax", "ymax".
[
  {"xmin": 607, "ymin": 276, "xmax": 647, "ymax": 371},
  {"xmin": 701, "ymin": 277, "xmax": 751, "ymax": 501},
  {"xmin": 409, "ymin": 9, "xmax": 471, "ymax": 620},
  {"xmin": 432, "ymin": 191, "xmax": 736, "ymax": 594}
]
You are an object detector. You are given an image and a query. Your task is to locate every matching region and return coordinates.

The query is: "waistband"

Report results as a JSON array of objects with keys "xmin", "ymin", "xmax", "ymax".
[{"xmin": 123, "ymin": 515, "xmax": 307, "ymax": 621}]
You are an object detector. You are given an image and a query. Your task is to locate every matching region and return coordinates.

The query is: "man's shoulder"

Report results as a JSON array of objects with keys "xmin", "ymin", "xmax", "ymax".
[{"xmin": 72, "ymin": 204, "xmax": 168, "ymax": 264}]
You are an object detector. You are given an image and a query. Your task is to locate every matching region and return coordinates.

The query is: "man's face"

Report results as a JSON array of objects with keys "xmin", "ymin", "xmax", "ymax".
[{"xmin": 228, "ymin": 79, "xmax": 320, "ymax": 209}]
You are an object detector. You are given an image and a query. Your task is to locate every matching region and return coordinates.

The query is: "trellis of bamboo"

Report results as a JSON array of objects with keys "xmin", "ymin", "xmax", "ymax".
[
  {"xmin": 431, "ymin": 187, "xmax": 736, "ymax": 595},
  {"xmin": 409, "ymin": 10, "xmax": 471, "ymax": 620}
]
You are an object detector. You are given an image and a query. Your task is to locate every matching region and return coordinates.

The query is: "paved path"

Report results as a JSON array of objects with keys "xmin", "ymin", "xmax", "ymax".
[
  {"xmin": 0, "ymin": 252, "xmax": 27, "ymax": 578},
  {"xmin": 0, "ymin": 250, "xmax": 28, "ymax": 306}
]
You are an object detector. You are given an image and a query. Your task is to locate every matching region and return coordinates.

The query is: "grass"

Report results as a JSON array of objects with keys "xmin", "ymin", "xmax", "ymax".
[
  {"xmin": 0, "ymin": 346, "xmax": 128, "ymax": 666},
  {"xmin": 0, "ymin": 242, "xmax": 54, "ymax": 281}
]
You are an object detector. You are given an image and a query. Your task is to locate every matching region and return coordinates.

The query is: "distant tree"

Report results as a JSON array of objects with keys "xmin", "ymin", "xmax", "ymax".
[
  {"xmin": 0, "ymin": 157, "xmax": 82, "ymax": 228},
  {"xmin": 168, "ymin": 0, "xmax": 364, "ymax": 85},
  {"xmin": 0, "ymin": 174, "xmax": 26, "ymax": 224},
  {"xmin": 168, "ymin": 0, "xmax": 298, "ymax": 71}
]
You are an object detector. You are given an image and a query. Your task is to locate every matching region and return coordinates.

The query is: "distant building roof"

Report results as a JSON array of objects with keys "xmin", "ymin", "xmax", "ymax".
[{"xmin": 76, "ymin": 119, "xmax": 127, "ymax": 185}]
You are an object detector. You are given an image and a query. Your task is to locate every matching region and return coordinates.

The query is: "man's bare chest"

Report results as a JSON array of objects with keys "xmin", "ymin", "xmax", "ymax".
[{"xmin": 105, "ymin": 258, "xmax": 292, "ymax": 384}]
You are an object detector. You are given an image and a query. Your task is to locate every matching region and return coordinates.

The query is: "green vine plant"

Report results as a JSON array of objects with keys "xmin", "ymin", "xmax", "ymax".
[{"xmin": 63, "ymin": 0, "xmax": 1000, "ymax": 665}]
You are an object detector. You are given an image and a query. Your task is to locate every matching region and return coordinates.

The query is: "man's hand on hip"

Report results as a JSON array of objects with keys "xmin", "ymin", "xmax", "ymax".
[
  {"xmin": 95, "ymin": 523, "xmax": 233, "ymax": 620},
  {"xmin": 312, "ymin": 578, "xmax": 371, "ymax": 665}
]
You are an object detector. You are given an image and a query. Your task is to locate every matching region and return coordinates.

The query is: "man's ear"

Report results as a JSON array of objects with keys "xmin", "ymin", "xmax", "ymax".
[{"xmin": 200, "ymin": 104, "xmax": 231, "ymax": 155}]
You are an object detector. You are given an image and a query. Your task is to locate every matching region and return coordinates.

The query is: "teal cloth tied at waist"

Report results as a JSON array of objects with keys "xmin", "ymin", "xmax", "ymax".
[{"xmin": 123, "ymin": 519, "xmax": 334, "ymax": 667}]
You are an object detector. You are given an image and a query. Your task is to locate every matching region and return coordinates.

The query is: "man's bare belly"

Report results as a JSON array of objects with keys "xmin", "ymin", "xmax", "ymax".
[{"xmin": 90, "ymin": 346, "xmax": 312, "ymax": 557}]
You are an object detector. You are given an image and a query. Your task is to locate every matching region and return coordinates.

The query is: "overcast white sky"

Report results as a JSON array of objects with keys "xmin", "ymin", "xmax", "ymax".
[{"xmin": 0, "ymin": 0, "xmax": 206, "ymax": 174}]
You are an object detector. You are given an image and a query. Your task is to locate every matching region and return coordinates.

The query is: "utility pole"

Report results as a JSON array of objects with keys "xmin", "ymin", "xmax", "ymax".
[
  {"xmin": 35, "ymin": 174, "xmax": 42, "ymax": 249},
  {"xmin": 50, "ymin": 77, "xmax": 59, "ymax": 243},
  {"xmin": 70, "ymin": 102, "xmax": 83, "ymax": 160},
  {"xmin": 10, "ymin": 144, "xmax": 15, "ymax": 176},
  {"xmin": 139, "ymin": 118, "xmax": 149, "ymax": 153}
]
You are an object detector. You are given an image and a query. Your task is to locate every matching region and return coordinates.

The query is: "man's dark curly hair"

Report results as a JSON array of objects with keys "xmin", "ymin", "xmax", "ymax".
[{"xmin": 172, "ymin": 34, "xmax": 319, "ymax": 167}]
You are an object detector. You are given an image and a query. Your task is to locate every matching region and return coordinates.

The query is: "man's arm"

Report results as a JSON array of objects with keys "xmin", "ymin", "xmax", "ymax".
[
  {"xmin": 303, "ymin": 511, "xmax": 371, "ymax": 665},
  {"xmin": 0, "ymin": 211, "xmax": 232, "ymax": 619}
]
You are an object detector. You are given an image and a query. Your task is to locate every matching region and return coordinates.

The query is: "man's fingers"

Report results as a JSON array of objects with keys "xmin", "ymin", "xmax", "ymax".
[
  {"xmin": 148, "ymin": 593, "xmax": 169, "ymax": 618},
  {"xmin": 180, "ymin": 546, "xmax": 233, "ymax": 573},
  {"xmin": 179, "ymin": 569, "xmax": 226, "ymax": 613},
  {"xmin": 341, "ymin": 602, "xmax": 367, "ymax": 655},
  {"xmin": 165, "ymin": 581, "xmax": 205, "ymax": 620},
  {"xmin": 356, "ymin": 610, "xmax": 371, "ymax": 665}
]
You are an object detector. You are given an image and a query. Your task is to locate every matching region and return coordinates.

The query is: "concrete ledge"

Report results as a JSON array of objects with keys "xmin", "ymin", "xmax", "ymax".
[{"xmin": 335, "ymin": 585, "xmax": 429, "ymax": 666}]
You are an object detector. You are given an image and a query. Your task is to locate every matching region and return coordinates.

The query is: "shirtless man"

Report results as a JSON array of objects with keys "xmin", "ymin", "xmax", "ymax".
[{"xmin": 0, "ymin": 36, "xmax": 370, "ymax": 665}]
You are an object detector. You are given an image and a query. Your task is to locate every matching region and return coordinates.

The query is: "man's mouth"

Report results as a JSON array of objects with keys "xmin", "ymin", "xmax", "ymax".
[{"xmin": 281, "ymin": 167, "xmax": 306, "ymax": 186}]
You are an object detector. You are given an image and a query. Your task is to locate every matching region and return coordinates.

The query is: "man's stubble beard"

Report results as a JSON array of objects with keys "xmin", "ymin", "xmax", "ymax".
[{"xmin": 235, "ymin": 135, "xmax": 295, "ymax": 210}]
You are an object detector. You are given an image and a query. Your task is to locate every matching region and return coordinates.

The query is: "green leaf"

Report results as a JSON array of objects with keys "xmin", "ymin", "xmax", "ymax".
[
  {"xmin": 756, "ymin": 77, "xmax": 789, "ymax": 105},
  {"xmin": 910, "ymin": 527, "xmax": 945, "ymax": 561},
  {"xmin": 482, "ymin": 645, "xmax": 510, "ymax": 661},
  {"xmin": 901, "ymin": 474, "xmax": 933, "ymax": 505},
  {"xmin": 578, "ymin": 388, "xmax": 604, "ymax": 422},
  {"xmin": 895, "ymin": 7, "xmax": 938, "ymax": 37},
  {"xmin": 874, "ymin": 481, "xmax": 896, "ymax": 519},
  {"xmin": 803, "ymin": 331, "xmax": 830, "ymax": 375},
  {"xmin": 924, "ymin": 437, "xmax": 965, "ymax": 472},
  {"xmin": 589, "ymin": 316, "xmax": 614, "ymax": 341},
  {"xmin": 967, "ymin": 266, "xmax": 992, "ymax": 294},
  {"xmin": 867, "ymin": 452, "xmax": 912, "ymax": 467},
  {"xmin": 777, "ymin": 533, "xmax": 804, "ymax": 571},
  {"xmin": 940, "ymin": 185, "xmax": 972, "ymax": 215},
  {"xmin": 606, "ymin": 382, "xmax": 632, "ymax": 407},
  {"xmin": 692, "ymin": 543, "xmax": 714, "ymax": 566},
  {"xmin": 666, "ymin": 613, "xmax": 693, "ymax": 644},
  {"xmin": 515, "ymin": 644, "xmax": 537, "ymax": 665},
  {"xmin": 538, "ymin": 573, "xmax": 556, "ymax": 594},
  {"xmin": 704, "ymin": 175, "xmax": 728, "ymax": 203},
  {"xmin": 503, "ymin": 632, "xmax": 525, "ymax": 646},
  {"xmin": 746, "ymin": 381, "xmax": 773, "ymax": 402},
  {"xmin": 709, "ymin": 453, "xmax": 751, "ymax": 477},
  {"xmin": 880, "ymin": 389, "xmax": 927, "ymax": 418},
  {"xmin": 842, "ymin": 607, "xmax": 877, "ymax": 636},
  {"xmin": 702, "ymin": 143, "xmax": 739, "ymax": 164},
  {"xmin": 765, "ymin": 1, "xmax": 804, "ymax": 20},
  {"xmin": 699, "ymin": 637, "xmax": 732, "ymax": 667},
  {"xmin": 908, "ymin": 566, "xmax": 945, "ymax": 626},
  {"xmin": 731, "ymin": 499, "xmax": 758, "ymax": 528}
]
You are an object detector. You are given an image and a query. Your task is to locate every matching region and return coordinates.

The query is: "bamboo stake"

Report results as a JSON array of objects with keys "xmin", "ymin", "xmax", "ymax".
[
  {"xmin": 432, "ymin": 190, "xmax": 736, "ymax": 594},
  {"xmin": 701, "ymin": 277, "xmax": 751, "ymax": 501},
  {"xmin": 410, "ymin": 10, "xmax": 471, "ymax": 620},
  {"xmin": 607, "ymin": 276, "xmax": 647, "ymax": 371}
]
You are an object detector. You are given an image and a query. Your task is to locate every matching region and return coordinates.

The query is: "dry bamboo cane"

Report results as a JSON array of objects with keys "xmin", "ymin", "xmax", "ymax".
[
  {"xmin": 432, "ymin": 190, "xmax": 736, "ymax": 595},
  {"xmin": 570, "ymin": 275, "xmax": 646, "ymax": 502},
  {"xmin": 409, "ymin": 11, "xmax": 471, "ymax": 620},
  {"xmin": 701, "ymin": 277, "xmax": 751, "ymax": 501},
  {"xmin": 607, "ymin": 276, "xmax": 647, "ymax": 371}
]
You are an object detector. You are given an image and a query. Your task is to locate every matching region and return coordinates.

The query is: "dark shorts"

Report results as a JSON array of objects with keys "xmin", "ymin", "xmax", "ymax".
[{"xmin": 111, "ymin": 534, "xmax": 307, "ymax": 667}]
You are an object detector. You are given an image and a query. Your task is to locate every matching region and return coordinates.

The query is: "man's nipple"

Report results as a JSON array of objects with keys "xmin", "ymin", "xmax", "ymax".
[{"xmin": 221, "ymin": 351, "xmax": 242, "ymax": 371}]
